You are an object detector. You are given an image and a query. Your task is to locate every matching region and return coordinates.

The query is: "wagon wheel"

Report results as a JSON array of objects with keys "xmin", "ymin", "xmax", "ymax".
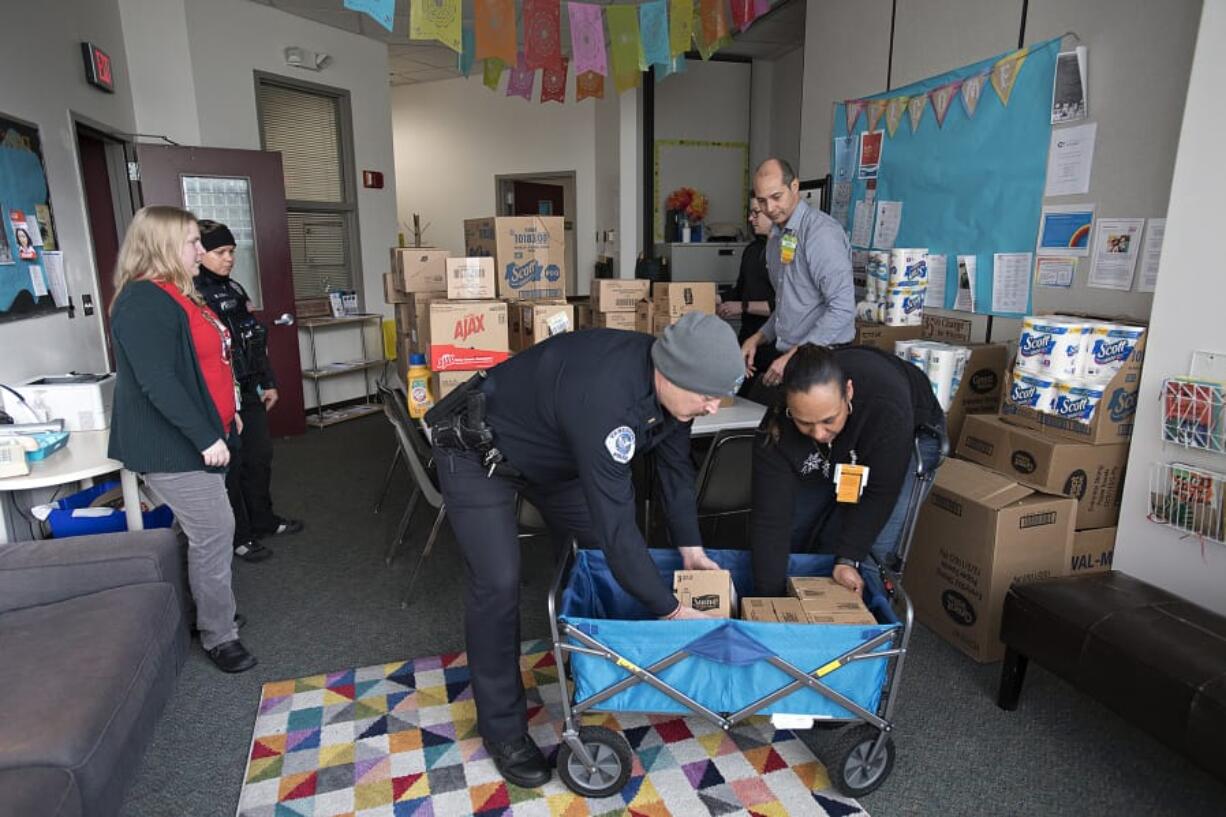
[
  {"xmin": 556, "ymin": 726, "xmax": 633, "ymax": 798},
  {"xmin": 824, "ymin": 724, "xmax": 896, "ymax": 797}
]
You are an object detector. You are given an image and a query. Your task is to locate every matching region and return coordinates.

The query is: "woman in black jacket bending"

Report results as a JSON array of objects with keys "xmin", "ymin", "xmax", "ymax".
[{"xmin": 751, "ymin": 344, "xmax": 945, "ymax": 599}]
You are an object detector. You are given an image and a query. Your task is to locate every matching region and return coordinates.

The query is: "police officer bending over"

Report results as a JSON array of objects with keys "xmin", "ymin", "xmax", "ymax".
[
  {"xmin": 195, "ymin": 220, "xmax": 303, "ymax": 563},
  {"xmin": 427, "ymin": 312, "xmax": 745, "ymax": 789}
]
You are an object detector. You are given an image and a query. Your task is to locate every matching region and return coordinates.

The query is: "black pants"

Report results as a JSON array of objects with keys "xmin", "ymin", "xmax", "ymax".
[
  {"xmin": 433, "ymin": 444, "xmax": 600, "ymax": 743},
  {"xmin": 227, "ymin": 391, "xmax": 278, "ymax": 544}
]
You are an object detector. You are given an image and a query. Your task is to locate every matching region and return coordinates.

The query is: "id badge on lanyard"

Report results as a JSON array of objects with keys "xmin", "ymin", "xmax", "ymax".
[
  {"xmin": 780, "ymin": 231, "xmax": 798, "ymax": 265},
  {"xmin": 834, "ymin": 460, "xmax": 869, "ymax": 503}
]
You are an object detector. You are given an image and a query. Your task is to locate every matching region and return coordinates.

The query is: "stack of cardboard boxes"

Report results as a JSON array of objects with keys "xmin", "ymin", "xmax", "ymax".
[
  {"xmin": 741, "ymin": 578, "xmax": 877, "ymax": 625},
  {"xmin": 906, "ymin": 315, "xmax": 1144, "ymax": 662}
]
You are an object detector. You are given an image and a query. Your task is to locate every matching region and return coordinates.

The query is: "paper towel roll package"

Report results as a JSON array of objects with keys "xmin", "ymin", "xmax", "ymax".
[
  {"xmin": 866, "ymin": 252, "xmax": 891, "ymax": 302},
  {"xmin": 889, "ymin": 249, "xmax": 929, "ymax": 287},
  {"xmin": 1052, "ymin": 379, "xmax": 1107, "ymax": 423},
  {"xmin": 1017, "ymin": 316, "xmax": 1088, "ymax": 376},
  {"xmin": 927, "ymin": 346, "xmax": 961, "ymax": 410},
  {"xmin": 949, "ymin": 347, "xmax": 973, "ymax": 399},
  {"xmin": 856, "ymin": 300, "xmax": 885, "ymax": 324},
  {"xmin": 895, "ymin": 339, "xmax": 924, "ymax": 361},
  {"xmin": 1082, "ymin": 323, "xmax": 1147, "ymax": 381},
  {"xmin": 884, "ymin": 285, "xmax": 926, "ymax": 326},
  {"xmin": 1010, "ymin": 368, "xmax": 1057, "ymax": 413}
]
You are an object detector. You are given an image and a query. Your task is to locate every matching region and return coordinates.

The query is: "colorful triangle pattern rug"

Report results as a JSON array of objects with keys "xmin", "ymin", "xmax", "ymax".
[{"xmin": 237, "ymin": 638, "xmax": 869, "ymax": 816}]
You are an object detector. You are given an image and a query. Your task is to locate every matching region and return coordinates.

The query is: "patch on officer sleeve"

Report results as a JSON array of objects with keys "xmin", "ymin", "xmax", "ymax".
[{"xmin": 604, "ymin": 425, "xmax": 636, "ymax": 464}]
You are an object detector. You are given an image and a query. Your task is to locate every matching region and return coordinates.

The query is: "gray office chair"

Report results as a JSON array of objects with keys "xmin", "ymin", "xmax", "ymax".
[
  {"xmin": 694, "ymin": 430, "xmax": 756, "ymax": 542},
  {"xmin": 376, "ymin": 384, "xmax": 448, "ymax": 608}
]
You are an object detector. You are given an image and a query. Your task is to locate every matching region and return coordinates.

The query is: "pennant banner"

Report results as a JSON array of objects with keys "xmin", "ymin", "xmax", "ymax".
[
  {"xmin": 640, "ymin": 0, "xmax": 671, "ymax": 67},
  {"xmin": 568, "ymin": 3, "xmax": 608, "ymax": 77},
  {"xmin": 866, "ymin": 99, "xmax": 888, "ymax": 131},
  {"xmin": 607, "ymin": 5, "xmax": 643, "ymax": 91},
  {"xmin": 884, "ymin": 96, "xmax": 908, "ymax": 137},
  {"xmin": 577, "ymin": 70, "xmax": 605, "ymax": 101},
  {"xmin": 483, "ymin": 57, "xmax": 507, "ymax": 91},
  {"xmin": 507, "ymin": 53, "xmax": 536, "ymax": 99},
  {"xmin": 696, "ymin": 0, "xmax": 732, "ymax": 60},
  {"xmin": 524, "ymin": 0, "xmax": 563, "ymax": 70},
  {"xmin": 928, "ymin": 81, "xmax": 959, "ymax": 128},
  {"xmin": 961, "ymin": 71, "xmax": 987, "ymax": 119},
  {"xmin": 845, "ymin": 99, "xmax": 865, "ymax": 135},
  {"xmin": 343, "ymin": 0, "xmax": 394, "ymax": 32},
  {"xmin": 475, "ymin": 0, "xmax": 518, "ymax": 63},
  {"xmin": 458, "ymin": 25, "xmax": 476, "ymax": 76},
  {"xmin": 990, "ymin": 48, "xmax": 1027, "ymax": 106},
  {"xmin": 669, "ymin": 0, "xmax": 694, "ymax": 57},
  {"xmin": 907, "ymin": 94, "xmax": 927, "ymax": 133},
  {"xmin": 541, "ymin": 58, "xmax": 568, "ymax": 103},
  {"xmin": 655, "ymin": 53, "xmax": 687, "ymax": 80},
  {"xmin": 410, "ymin": 0, "xmax": 462, "ymax": 53},
  {"xmin": 730, "ymin": 0, "xmax": 764, "ymax": 32}
]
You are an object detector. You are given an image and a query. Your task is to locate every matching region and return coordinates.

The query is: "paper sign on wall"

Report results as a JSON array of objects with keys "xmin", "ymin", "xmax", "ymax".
[
  {"xmin": 954, "ymin": 255, "xmax": 976, "ymax": 312},
  {"xmin": 992, "ymin": 252, "xmax": 1032, "ymax": 314},
  {"xmin": 1037, "ymin": 205, "xmax": 1093, "ymax": 256},
  {"xmin": 1044, "ymin": 122, "xmax": 1096, "ymax": 196},
  {"xmin": 871, "ymin": 201, "xmax": 902, "ymax": 249},
  {"xmin": 926, "ymin": 254, "xmax": 948, "ymax": 307},
  {"xmin": 1137, "ymin": 218, "xmax": 1165, "ymax": 293},
  {"xmin": 858, "ymin": 130, "xmax": 883, "ymax": 179},
  {"xmin": 1035, "ymin": 256, "xmax": 1075, "ymax": 288},
  {"xmin": 1088, "ymin": 217, "xmax": 1143, "ymax": 290}
]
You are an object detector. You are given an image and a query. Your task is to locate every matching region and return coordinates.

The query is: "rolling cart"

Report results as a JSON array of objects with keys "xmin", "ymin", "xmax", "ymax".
[{"xmin": 545, "ymin": 426, "xmax": 946, "ymax": 799}]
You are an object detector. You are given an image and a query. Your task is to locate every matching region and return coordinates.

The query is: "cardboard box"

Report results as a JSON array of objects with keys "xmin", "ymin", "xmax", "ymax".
[
  {"xmin": 652, "ymin": 313, "xmax": 676, "ymax": 337},
  {"xmin": 427, "ymin": 300, "xmax": 511, "ymax": 372},
  {"xmin": 788, "ymin": 576, "xmax": 864, "ymax": 605},
  {"xmin": 593, "ymin": 311, "xmax": 637, "ymax": 331},
  {"xmin": 803, "ymin": 609, "xmax": 879, "ymax": 625},
  {"xmin": 652, "ymin": 282, "xmax": 717, "ymax": 318},
  {"xmin": 432, "ymin": 370, "xmax": 470, "ymax": 401},
  {"xmin": 855, "ymin": 321, "xmax": 924, "ymax": 352},
  {"xmin": 922, "ymin": 314, "xmax": 974, "ymax": 343},
  {"xmin": 944, "ymin": 344, "xmax": 1009, "ymax": 446},
  {"xmin": 522, "ymin": 302, "xmax": 574, "ymax": 347},
  {"xmin": 592, "ymin": 279, "xmax": 652, "ymax": 312},
  {"xmin": 383, "ymin": 271, "xmax": 408, "ymax": 303},
  {"xmin": 391, "ymin": 248, "xmax": 449, "ymax": 293},
  {"xmin": 673, "ymin": 569, "xmax": 734, "ymax": 617},
  {"xmin": 741, "ymin": 598, "xmax": 777, "ymax": 622},
  {"xmin": 572, "ymin": 301, "xmax": 593, "ymax": 330},
  {"xmin": 770, "ymin": 597, "xmax": 808, "ymax": 624},
  {"xmin": 1068, "ymin": 526, "xmax": 1116, "ymax": 575},
  {"xmin": 907, "ymin": 458, "xmax": 1075, "ymax": 662},
  {"xmin": 999, "ymin": 319, "xmax": 1147, "ymax": 445},
  {"xmin": 957, "ymin": 414, "xmax": 1128, "ymax": 530},
  {"xmin": 446, "ymin": 257, "xmax": 497, "ymax": 300},
  {"xmin": 635, "ymin": 299, "xmax": 655, "ymax": 334},
  {"xmin": 393, "ymin": 303, "xmax": 414, "ymax": 335},
  {"xmin": 406, "ymin": 291, "xmax": 446, "ymax": 353},
  {"xmin": 464, "ymin": 216, "xmax": 567, "ymax": 301}
]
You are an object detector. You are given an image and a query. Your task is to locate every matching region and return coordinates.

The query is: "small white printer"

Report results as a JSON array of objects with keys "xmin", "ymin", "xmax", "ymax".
[{"xmin": 12, "ymin": 373, "xmax": 116, "ymax": 431}]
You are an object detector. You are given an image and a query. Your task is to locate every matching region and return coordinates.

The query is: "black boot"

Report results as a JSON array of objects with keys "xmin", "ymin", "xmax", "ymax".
[
  {"xmin": 484, "ymin": 734, "xmax": 551, "ymax": 788},
  {"xmin": 207, "ymin": 639, "xmax": 258, "ymax": 673}
]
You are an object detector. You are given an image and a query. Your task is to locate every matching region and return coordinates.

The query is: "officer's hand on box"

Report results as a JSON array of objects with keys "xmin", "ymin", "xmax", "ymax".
[{"xmin": 679, "ymin": 546, "xmax": 720, "ymax": 571}]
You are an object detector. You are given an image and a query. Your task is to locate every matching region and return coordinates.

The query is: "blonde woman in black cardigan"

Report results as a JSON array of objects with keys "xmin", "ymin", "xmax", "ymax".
[{"xmin": 108, "ymin": 206, "xmax": 256, "ymax": 673}]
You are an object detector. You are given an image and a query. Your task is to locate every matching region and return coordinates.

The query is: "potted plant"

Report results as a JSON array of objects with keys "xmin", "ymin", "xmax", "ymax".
[{"xmin": 666, "ymin": 187, "xmax": 709, "ymax": 242}]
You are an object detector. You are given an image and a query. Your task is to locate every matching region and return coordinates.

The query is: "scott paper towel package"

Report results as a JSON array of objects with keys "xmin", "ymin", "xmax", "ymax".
[
  {"xmin": 895, "ymin": 338, "xmax": 925, "ymax": 360},
  {"xmin": 889, "ymin": 249, "xmax": 929, "ymax": 287},
  {"xmin": 1082, "ymin": 323, "xmax": 1146, "ymax": 382},
  {"xmin": 1009, "ymin": 369, "xmax": 1057, "ymax": 413},
  {"xmin": 884, "ymin": 286, "xmax": 926, "ymax": 326},
  {"xmin": 1051, "ymin": 379, "xmax": 1107, "ymax": 423},
  {"xmin": 1016, "ymin": 316, "xmax": 1089, "ymax": 377},
  {"xmin": 900, "ymin": 340, "xmax": 972, "ymax": 411},
  {"xmin": 865, "ymin": 252, "xmax": 891, "ymax": 302},
  {"xmin": 856, "ymin": 300, "xmax": 885, "ymax": 323}
]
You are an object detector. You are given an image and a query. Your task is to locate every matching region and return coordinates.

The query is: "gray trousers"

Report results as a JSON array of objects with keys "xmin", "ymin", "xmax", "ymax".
[{"xmin": 144, "ymin": 471, "xmax": 238, "ymax": 650}]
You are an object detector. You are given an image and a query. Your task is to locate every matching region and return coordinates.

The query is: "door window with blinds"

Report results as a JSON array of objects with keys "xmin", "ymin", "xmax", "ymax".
[{"xmin": 256, "ymin": 77, "xmax": 359, "ymax": 300}]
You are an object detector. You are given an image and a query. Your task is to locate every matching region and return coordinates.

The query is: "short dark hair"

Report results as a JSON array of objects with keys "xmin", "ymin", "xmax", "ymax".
[
  {"xmin": 757, "ymin": 157, "xmax": 797, "ymax": 187},
  {"xmin": 782, "ymin": 344, "xmax": 846, "ymax": 396}
]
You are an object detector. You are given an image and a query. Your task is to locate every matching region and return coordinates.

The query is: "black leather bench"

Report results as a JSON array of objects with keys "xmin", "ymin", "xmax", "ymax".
[{"xmin": 997, "ymin": 570, "xmax": 1226, "ymax": 783}]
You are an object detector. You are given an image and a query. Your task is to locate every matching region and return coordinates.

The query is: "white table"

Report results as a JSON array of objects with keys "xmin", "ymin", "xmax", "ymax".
[
  {"xmin": 692, "ymin": 396, "xmax": 767, "ymax": 436},
  {"xmin": 0, "ymin": 430, "xmax": 143, "ymax": 544}
]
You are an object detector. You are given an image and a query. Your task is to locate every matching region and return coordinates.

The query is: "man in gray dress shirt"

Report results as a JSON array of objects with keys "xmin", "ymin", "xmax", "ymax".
[{"xmin": 741, "ymin": 158, "xmax": 855, "ymax": 387}]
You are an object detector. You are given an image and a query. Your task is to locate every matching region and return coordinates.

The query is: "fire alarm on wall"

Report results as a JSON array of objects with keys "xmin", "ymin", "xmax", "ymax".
[{"xmin": 362, "ymin": 170, "xmax": 384, "ymax": 189}]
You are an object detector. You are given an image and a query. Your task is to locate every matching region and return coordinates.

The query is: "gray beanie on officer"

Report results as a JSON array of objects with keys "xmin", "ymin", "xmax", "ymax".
[{"xmin": 651, "ymin": 312, "xmax": 745, "ymax": 396}]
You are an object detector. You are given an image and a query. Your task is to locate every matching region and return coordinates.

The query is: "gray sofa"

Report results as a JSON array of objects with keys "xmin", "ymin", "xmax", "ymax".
[{"xmin": 0, "ymin": 529, "xmax": 189, "ymax": 817}]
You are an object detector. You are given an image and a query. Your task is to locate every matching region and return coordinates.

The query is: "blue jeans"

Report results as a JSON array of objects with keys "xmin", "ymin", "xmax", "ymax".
[{"xmin": 790, "ymin": 428, "xmax": 944, "ymax": 599}]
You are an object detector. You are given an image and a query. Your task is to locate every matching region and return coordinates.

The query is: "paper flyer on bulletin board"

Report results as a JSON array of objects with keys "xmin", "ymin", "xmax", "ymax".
[
  {"xmin": 0, "ymin": 113, "xmax": 63, "ymax": 323},
  {"xmin": 831, "ymin": 38, "xmax": 1060, "ymax": 317}
]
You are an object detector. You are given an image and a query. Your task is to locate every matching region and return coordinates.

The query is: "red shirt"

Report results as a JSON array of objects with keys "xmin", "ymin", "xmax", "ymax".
[{"xmin": 155, "ymin": 281, "xmax": 237, "ymax": 433}]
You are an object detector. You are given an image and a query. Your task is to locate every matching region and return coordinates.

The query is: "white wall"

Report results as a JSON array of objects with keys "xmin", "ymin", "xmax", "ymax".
[
  {"xmin": 1114, "ymin": 0, "xmax": 1226, "ymax": 614},
  {"xmin": 654, "ymin": 60, "xmax": 751, "ymax": 239},
  {"xmin": 0, "ymin": 0, "xmax": 137, "ymax": 384},
  {"xmin": 769, "ymin": 47, "xmax": 804, "ymax": 172},
  {"xmin": 390, "ymin": 74, "xmax": 598, "ymax": 289},
  {"xmin": 118, "ymin": 0, "xmax": 201, "ymax": 145}
]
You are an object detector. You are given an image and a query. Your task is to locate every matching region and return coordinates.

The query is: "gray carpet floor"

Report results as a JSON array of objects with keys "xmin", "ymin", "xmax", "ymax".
[{"xmin": 122, "ymin": 414, "xmax": 1226, "ymax": 816}]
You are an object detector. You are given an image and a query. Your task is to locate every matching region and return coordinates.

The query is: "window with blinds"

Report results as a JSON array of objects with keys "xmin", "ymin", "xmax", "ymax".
[{"xmin": 257, "ymin": 77, "xmax": 359, "ymax": 300}]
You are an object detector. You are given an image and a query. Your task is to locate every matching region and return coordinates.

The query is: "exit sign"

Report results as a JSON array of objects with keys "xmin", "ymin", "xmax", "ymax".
[{"xmin": 82, "ymin": 42, "xmax": 114, "ymax": 93}]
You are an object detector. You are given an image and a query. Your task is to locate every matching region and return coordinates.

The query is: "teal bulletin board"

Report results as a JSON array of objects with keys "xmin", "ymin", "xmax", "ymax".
[
  {"xmin": 831, "ymin": 38, "xmax": 1060, "ymax": 318},
  {"xmin": 0, "ymin": 113, "xmax": 62, "ymax": 323}
]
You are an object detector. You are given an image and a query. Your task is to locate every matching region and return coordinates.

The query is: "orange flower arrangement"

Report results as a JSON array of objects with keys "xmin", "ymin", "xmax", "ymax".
[{"xmin": 666, "ymin": 186, "xmax": 709, "ymax": 222}]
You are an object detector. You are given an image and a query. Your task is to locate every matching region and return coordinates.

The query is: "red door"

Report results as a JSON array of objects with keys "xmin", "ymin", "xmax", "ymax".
[
  {"xmin": 512, "ymin": 181, "xmax": 565, "ymax": 217},
  {"xmin": 137, "ymin": 144, "xmax": 306, "ymax": 436}
]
